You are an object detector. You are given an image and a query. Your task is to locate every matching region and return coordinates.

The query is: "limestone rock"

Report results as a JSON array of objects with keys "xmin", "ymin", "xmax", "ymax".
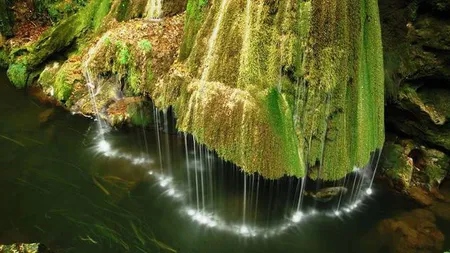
[
  {"xmin": 363, "ymin": 209, "xmax": 445, "ymax": 253},
  {"xmin": 381, "ymin": 139, "xmax": 449, "ymax": 190},
  {"xmin": 408, "ymin": 186, "xmax": 434, "ymax": 206},
  {"xmin": 380, "ymin": 141, "xmax": 414, "ymax": 189},
  {"xmin": 381, "ymin": 0, "xmax": 450, "ymax": 157}
]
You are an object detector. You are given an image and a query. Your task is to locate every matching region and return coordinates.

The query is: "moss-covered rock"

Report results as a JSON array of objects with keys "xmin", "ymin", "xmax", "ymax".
[
  {"xmin": 38, "ymin": 55, "xmax": 84, "ymax": 104},
  {"xmin": 381, "ymin": 141, "xmax": 414, "ymax": 189},
  {"xmin": 34, "ymin": 0, "xmax": 87, "ymax": 23},
  {"xmin": 155, "ymin": 0, "xmax": 385, "ymax": 180},
  {"xmin": 64, "ymin": 15, "xmax": 183, "ymax": 125},
  {"xmin": 0, "ymin": 47, "xmax": 9, "ymax": 68},
  {"xmin": 386, "ymin": 86, "xmax": 450, "ymax": 152},
  {"xmin": 381, "ymin": 137, "xmax": 449, "ymax": 190},
  {"xmin": 126, "ymin": 100, "xmax": 153, "ymax": 127},
  {"xmin": 7, "ymin": 62, "xmax": 28, "ymax": 88},
  {"xmin": 380, "ymin": 0, "xmax": 450, "ymax": 179}
]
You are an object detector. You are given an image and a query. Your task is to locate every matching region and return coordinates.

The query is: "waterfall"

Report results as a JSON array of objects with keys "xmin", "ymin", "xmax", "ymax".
[
  {"xmin": 200, "ymin": 0, "xmax": 230, "ymax": 84},
  {"xmin": 145, "ymin": 0, "xmax": 162, "ymax": 20},
  {"xmin": 83, "ymin": 35, "xmax": 110, "ymax": 139},
  {"xmin": 184, "ymin": 133, "xmax": 192, "ymax": 203},
  {"xmin": 153, "ymin": 106, "xmax": 164, "ymax": 173}
]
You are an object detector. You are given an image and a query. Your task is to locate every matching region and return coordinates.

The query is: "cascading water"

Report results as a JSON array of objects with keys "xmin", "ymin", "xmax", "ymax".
[
  {"xmin": 199, "ymin": 0, "xmax": 230, "ymax": 85},
  {"xmin": 83, "ymin": 35, "xmax": 110, "ymax": 141},
  {"xmin": 145, "ymin": 0, "xmax": 163, "ymax": 20},
  {"xmin": 78, "ymin": 0, "xmax": 385, "ymax": 239}
]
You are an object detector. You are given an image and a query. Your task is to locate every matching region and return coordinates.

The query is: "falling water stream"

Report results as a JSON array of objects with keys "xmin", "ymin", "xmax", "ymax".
[
  {"xmin": 145, "ymin": 0, "xmax": 163, "ymax": 20},
  {"xmin": 1, "ymin": 71, "xmax": 450, "ymax": 252}
]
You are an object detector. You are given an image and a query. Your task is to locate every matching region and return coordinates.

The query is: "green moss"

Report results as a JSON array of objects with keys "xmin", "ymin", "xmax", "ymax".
[
  {"xmin": 0, "ymin": 49, "xmax": 9, "ymax": 68},
  {"xmin": 7, "ymin": 62, "xmax": 28, "ymax": 88},
  {"xmin": 152, "ymin": 0, "xmax": 384, "ymax": 180},
  {"xmin": 34, "ymin": 0, "xmax": 87, "ymax": 23},
  {"xmin": 117, "ymin": 43, "xmax": 130, "ymax": 65},
  {"xmin": 422, "ymin": 149, "xmax": 450, "ymax": 185},
  {"xmin": 85, "ymin": 32, "xmax": 153, "ymax": 97},
  {"xmin": 92, "ymin": 0, "xmax": 113, "ymax": 30},
  {"xmin": 54, "ymin": 73, "xmax": 73, "ymax": 101},
  {"xmin": 179, "ymin": 0, "xmax": 209, "ymax": 60},
  {"xmin": 127, "ymin": 102, "xmax": 153, "ymax": 127},
  {"xmin": 381, "ymin": 143, "xmax": 413, "ymax": 186},
  {"xmin": 7, "ymin": 0, "xmax": 112, "ymax": 73},
  {"xmin": 138, "ymin": 40, "xmax": 152, "ymax": 53},
  {"xmin": 127, "ymin": 67, "xmax": 140, "ymax": 95}
]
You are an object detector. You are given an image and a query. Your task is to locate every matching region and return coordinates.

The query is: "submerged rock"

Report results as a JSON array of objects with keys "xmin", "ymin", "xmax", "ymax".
[
  {"xmin": 363, "ymin": 209, "xmax": 445, "ymax": 253},
  {"xmin": 38, "ymin": 108, "xmax": 55, "ymax": 124},
  {"xmin": 304, "ymin": 187, "xmax": 348, "ymax": 202},
  {"xmin": 408, "ymin": 186, "xmax": 434, "ymax": 206}
]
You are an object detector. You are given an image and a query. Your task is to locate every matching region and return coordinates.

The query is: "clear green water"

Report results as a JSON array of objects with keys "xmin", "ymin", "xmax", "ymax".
[{"xmin": 0, "ymin": 70, "xmax": 448, "ymax": 253}]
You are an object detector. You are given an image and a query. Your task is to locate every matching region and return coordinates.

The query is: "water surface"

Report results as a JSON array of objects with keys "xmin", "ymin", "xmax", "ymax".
[{"xmin": 0, "ymin": 71, "xmax": 448, "ymax": 253}]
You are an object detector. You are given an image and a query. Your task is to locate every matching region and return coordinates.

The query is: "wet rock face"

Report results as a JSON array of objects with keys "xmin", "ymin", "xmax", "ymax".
[
  {"xmin": 363, "ymin": 209, "xmax": 445, "ymax": 253},
  {"xmin": 380, "ymin": 0, "xmax": 450, "ymax": 154},
  {"xmin": 380, "ymin": 138, "xmax": 449, "ymax": 191},
  {"xmin": 379, "ymin": 0, "xmax": 450, "ymax": 193}
]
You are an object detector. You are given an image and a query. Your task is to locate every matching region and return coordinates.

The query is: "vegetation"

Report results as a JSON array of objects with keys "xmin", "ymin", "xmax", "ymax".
[
  {"xmin": 35, "ymin": 0, "xmax": 87, "ymax": 23},
  {"xmin": 1, "ymin": 0, "xmax": 385, "ymax": 181},
  {"xmin": 138, "ymin": 40, "xmax": 152, "ymax": 53},
  {"xmin": 127, "ymin": 101, "xmax": 153, "ymax": 127},
  {"xmin": 86, "ymin": 34, "xmax": 153, "ymax": 96},
  {"xmin": 0, "ymin": 0, "xmax": 14, "ymax": 37},
  {"xmin": 179, "ymin": 0, "xmax": 209, "ymax": 60},
  {"xmin": 7, "ymin": 62, "xmax": 28, "ymax": 88},
  {"xmin": 153, "ymin": 0, "xmax": 385, "ymax": 180}
]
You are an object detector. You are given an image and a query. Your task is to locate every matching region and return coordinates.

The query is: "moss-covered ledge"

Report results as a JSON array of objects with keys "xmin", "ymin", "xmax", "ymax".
[{"xmin": 152, "ymin": 0, "xmax": 385, "ymax": 180}]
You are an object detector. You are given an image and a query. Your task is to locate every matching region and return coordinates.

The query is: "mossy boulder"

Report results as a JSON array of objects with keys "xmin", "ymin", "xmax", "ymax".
[
  {"xmin": 7, "ymin": 62, "xmax": 28, "ymax": 88},
  {"xmin": 0, "ymin": 48, "xmax": 8, "ymax": 68},
  {"xmin": 381, "ymin": 141, "xmax": 414, "ymax": 189},
  {"xmin": 381, "ymin": 138, "xmax": 450, "ymax": 190},
  {"xmin": 34, "ymin": 0, "xmax": 87, "ymax": 23},
  {"xmin": 126, "ymin": 100, "xmax": 153, "ymax": 127},
  {"xmin": 38, "ymin": 56, "xmax": 84, "ymax": 104}
]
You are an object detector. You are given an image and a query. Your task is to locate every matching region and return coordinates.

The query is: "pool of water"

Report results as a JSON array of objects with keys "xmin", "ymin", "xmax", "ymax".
[{"xmin": 0, "ymin": 70, "xmax": 448, "ymax": 253}]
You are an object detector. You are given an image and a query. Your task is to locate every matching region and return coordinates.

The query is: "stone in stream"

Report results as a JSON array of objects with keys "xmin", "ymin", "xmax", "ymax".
[
  {"xmin": 39, "ymin": 108, "xmax": 55, "ymax": 124},
  {"xmin": 304, "ymin": 187, "xmax": 348, "ymax": 202}
]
